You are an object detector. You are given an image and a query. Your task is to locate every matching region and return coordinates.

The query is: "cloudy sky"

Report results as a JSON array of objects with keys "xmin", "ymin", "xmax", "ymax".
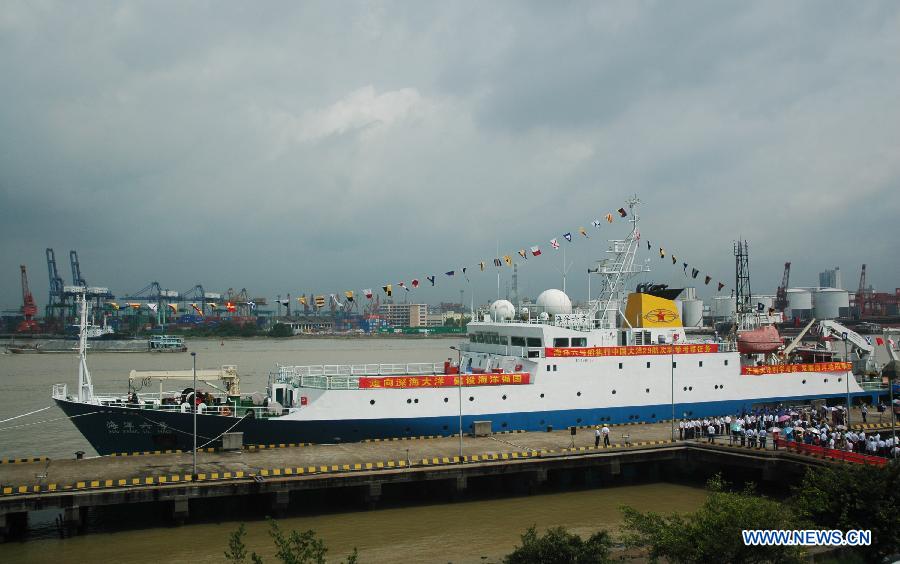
[{"xmin": 2, "ymin": 1, "xmax": 899, "ymax": 312}]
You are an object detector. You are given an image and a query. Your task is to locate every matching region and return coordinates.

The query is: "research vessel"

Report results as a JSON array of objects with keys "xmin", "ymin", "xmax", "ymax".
[{"xmin": 52, "ymin": 200, "xmax": 886, "ymax": 455}]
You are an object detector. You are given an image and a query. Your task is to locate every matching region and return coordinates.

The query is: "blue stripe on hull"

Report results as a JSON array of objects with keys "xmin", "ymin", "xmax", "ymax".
[{"xmin": 56, "ymin": 390, "xmax": 874, "ymax": 455}]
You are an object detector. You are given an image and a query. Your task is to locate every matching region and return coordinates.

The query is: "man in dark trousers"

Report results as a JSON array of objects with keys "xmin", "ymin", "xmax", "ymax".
[{"xmin": 594, "ymin": 426, "xmax": 601, "ymax": 448}]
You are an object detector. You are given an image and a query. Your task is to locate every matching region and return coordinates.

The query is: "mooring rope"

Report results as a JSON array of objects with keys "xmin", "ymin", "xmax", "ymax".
[
  {"xmin": 0, "ymin": 410, "xmax": 103, "ymax": 432},
  {"xmin": 0, "ymin": 405, "xmax": 52, "ymax": 424}
]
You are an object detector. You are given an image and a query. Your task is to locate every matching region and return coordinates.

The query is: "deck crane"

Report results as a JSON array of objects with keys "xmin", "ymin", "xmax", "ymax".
[
  {"xmin": 819, "ymin": 319, "xmax": 876, "ymax": 375},
  {"xmin": 17, "ymin": 265, "xmax": 40, "ymax": 333},
  {"xmin": 774, "ymin": 262, "xmax": 791, "ymax": 311}
]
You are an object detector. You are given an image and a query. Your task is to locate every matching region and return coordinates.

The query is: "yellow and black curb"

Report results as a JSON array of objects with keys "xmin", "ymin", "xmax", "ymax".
[
  {"xmin": 109, "ymin": 449, "xmax": 185, "ymax": 457},
  {"xmin": 0, "ymin": 456, "xmax": 49, "ymax": 465},
  {"xmin": 559, "ymin": 439, "xmax": 676, "ymax": 453},
  {"xmin": 0, "ymin": 440, "xmax": 683, "ymax": 498},
  {"xmin": 851, "ymin": 422, "xmax": 896, "ymax": 431}
]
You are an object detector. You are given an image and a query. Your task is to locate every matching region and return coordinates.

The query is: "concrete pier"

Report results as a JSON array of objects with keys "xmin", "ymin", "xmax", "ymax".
[{"xmin": 1, "ymin": 418, "xmax": 894, "ymax": 540}]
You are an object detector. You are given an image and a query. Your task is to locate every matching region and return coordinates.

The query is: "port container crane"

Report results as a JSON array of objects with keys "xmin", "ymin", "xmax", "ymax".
[
  {"xmin": 69, "ymin": 250, "xmax": 87, "ymax": 287},
  {"xmin": 44, "ymin": 248, "xmax": 68, "ymax": 325},
  {"xmin": 17, "ymin": 264, "xmax": 40, "ymax": 333}
]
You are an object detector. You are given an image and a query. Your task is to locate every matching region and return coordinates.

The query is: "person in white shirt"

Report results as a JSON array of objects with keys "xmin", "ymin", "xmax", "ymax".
[
  {"xmin": 678, "ymin": 420, "xmax": 685, "ymax": 440},
  {"xmin": 602, "ymin": 425, "xmax": 610, "ymax": 447},
  {"xmin": 707, "ymin": 424, "xmax": 715, "ymax": 443}
]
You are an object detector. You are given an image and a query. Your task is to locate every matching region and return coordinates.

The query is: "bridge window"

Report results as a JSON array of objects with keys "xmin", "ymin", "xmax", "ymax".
[
  {"xmin": 724, "ymin": 359, "xmax": 729, "ymax": 366},
  {"xmin": 571, "ymin": 337, "xmax": 587, "ymax": 347},
  {"xmin": 699, "ymin": 361, "xmax": 703, "ymax": 367},
  {"xmin": 553, "ymin": 338, "xmax": 569, "ymax": 347},
  {"xmin": 527, "ymin": 337, "xmax": 542, "ymax": 347},
  {"xmin": 646, "ymin": 362, "xmax": 651, "ymax": 368},
  {"xmin": 510, "ymin": 336, "xmax": 526, "ymax": 347}
]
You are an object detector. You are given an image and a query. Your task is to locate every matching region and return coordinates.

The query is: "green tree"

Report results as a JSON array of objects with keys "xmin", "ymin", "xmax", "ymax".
[
  {"xmin": 269, "ymin": 323, "xmax": 294, "ymax": 338},
  {"xmin": 792, "ymin": 462, "xmax": 900, "ymax": 561},
  {"xmin": 503, "ymin": 525, "xmax": 612, "ymax": 564},
  {"xmin": 620, "ymin": 475, "xmax": 805, "ymax": 564},
  {"xmin": 225, "ymin": 521, "xmax": 358, "ymax": 564}
]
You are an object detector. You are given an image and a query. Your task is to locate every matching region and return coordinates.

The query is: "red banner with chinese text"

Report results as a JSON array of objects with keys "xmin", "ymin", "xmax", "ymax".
[
  {"xmin": 358, "ymin": 373, "xmax": 531, "ymax": 389},
  {"xmin": 545, "ymin": 343, "xmax": 719, "ymax": 358},
  {"xmin": 741, "ymin": 362, "xmax": 851, "ymax": 376}
]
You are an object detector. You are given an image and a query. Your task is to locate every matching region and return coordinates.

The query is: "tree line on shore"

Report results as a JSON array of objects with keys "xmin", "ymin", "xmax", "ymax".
[{"xmin": 224, "ymin": 462, "xmax": 899, "ymax": 563}]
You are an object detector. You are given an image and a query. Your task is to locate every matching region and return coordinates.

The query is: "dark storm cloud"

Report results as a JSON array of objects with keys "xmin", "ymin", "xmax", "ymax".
[{"xmin": 1, "ymin": 1, "xmax": 899, "ymax": 311}]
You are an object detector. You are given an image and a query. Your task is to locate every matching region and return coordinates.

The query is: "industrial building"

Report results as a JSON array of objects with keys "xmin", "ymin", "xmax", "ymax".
[{"xmin": 378, "ymin": 303, "xmax": 427, "ymax": 328}]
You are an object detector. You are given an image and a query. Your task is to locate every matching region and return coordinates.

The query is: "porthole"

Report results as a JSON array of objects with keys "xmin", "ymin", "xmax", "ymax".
[
  {"xmin": 369, "ymin": 399, "xmax": 375, "ymax": 405},
  {"xmin": 683, "ymin": 386, "xmax": 688, "ymax": 391},
  {"xmin": 414, "ymin": 398, "xmax": 419, "ymax": 403},
  {"xmin": 612, "ymin": 390, "xmax": 617, "ymax": 395},
  {"xmin": 824, "ymin": 379, "xmax": 828, "ymax": 383},
  {"xmin": 540, "ymin": 393, "xmax": 545, "ymax": 398},
  {"xmin": 406, "ymin": 399, "xmax": 412, "ymax": 404},
  {"xmin": 546, "ymin": 365, "xmax": 551, "ymax": 372},
  {"xmin": 838, "ymin": 378, "xmax": 842, "ymax": 382},
  {"xmin": 576, "ymin": 391, "xmax": 581, "ymax": 397},
  {"xmin": 468, "ymin": 396, "xmax": 474, "ymax": 402},
  {"xmin": 443, "ymin": 397, "xmax": 449, "ymax": 403},
  {"xmin": 646, "ymin": 362, "xmax": 651, "ymax": 368},
  {"xmin": 502, "ymin": 394, "xmax": 507, "ymax": 400},
  {"xmin": 618, "ymin": 363, "xmax": 623, "ymax": 369},
  {"xmin": 802, "ymin": 379, "xmax": 807, "ymax": 384},
  {"xmin": 688, "ymin": 386, "xmax": 693, "ymax": 391},
  {"xmin": 714, "ymin": 385, "xmax": 718, "ymax": 389},
  {"xmin": 672, "ymin": 361, "xmax": 677, "ymax": 368},
  {"xmin": 699, "ymin": 361, "xmax": 703, "ymax": 367},
  {"xmin": 553, "ymin": 365, "xmax": 558, "ymax": 372},
  {"xmin": 720, "ymin": 384, "xmax": 724, "ymax": 389},
  {"xmin": 725, "ymin": 359, "xmax": 729, "ymax": 366},
  {"xmin": 645, "ymin": 388, "xmax": 650, "ymax": 393}
]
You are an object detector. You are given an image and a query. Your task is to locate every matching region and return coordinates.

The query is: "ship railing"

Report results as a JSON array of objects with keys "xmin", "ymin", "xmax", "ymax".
[
  {"xmin": 277, "ymin": 363, "xmax": 443, "ymax": 378},
  {"xmin": 296, "ymin": 375, "xmax": 360, "ymax": 390}
]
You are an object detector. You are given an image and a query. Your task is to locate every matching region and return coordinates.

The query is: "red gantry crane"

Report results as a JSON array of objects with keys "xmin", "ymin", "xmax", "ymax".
[
  {"xmin": 774, "ymin": 262, "xmax": 791, "ymax": 311},
  {"xmin": 17, "ymin": 264, "xmax": 40, "ymax": 333}
]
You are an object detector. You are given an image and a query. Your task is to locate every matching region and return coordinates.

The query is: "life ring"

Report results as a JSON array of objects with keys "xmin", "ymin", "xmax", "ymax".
[{"xmin": 220, "ymin": 406, "xmax": 232, "ymax": 417}]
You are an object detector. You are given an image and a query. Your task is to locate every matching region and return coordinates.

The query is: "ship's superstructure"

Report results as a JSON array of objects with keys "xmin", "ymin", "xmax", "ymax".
[{"xmin": 52, "ymin": 201, "xmax": 884, "ymax": 455}]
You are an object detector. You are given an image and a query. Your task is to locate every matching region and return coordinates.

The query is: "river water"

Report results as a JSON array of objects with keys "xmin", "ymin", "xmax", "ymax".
[
  {"xmin": 0, "ymin": 338, "xmax": 709, "ymax": 562},
  {"xmin": 0, "ymin": 483, "xmax": 707, "ymax": 563}
]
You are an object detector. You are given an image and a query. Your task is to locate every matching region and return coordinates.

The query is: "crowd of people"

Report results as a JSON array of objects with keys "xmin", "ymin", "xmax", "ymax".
[{"xmin": 678, "ymin": 403, "xmax": 900, "ymax": 460}]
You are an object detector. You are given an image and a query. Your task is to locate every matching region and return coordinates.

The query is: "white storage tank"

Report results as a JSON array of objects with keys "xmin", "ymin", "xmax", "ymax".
[
  {"xmin": 752, "ymin": 295, "xmax": 775, "ymax": 312},
  {"xmin": 786, "ymin": 288, "xmax": 813, "ymax": 320},
  {"xmin": 681, "ymin": 299, "xmax": 704, "ymax": 327},
  {"xmin": 813, "ymin": 288, "xmax": 850, "ymax": 319},
  {"xmin": 711, "ymin": 296, "xmax": 736, "ymax": 319}
]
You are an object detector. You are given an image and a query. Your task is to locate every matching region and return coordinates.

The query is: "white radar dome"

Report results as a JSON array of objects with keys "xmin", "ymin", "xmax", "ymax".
[
  {"xmin": 536, "ymin": 289, "xmax": 572, "ymax": 316},
  {"xmin": 489, "ymin": 299, "xmax": 516, "ymax": 321}
]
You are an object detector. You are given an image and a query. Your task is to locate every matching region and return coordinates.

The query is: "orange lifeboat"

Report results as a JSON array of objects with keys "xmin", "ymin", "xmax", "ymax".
[{"xmin": 737, "ymin": 325, "xmax": 782, "ymax": 354}]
